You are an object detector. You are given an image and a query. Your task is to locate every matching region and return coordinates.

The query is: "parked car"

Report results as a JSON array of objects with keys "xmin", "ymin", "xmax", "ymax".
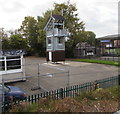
[{"xmin": 0, "ymin": 84, "xmax": 26, "ymax": 102}]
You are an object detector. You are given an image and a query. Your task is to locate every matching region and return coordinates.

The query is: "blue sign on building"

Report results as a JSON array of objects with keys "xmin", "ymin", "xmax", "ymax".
[{"xmin": 100, "ymin": 40, "xmax": 110, "ymax": 43}]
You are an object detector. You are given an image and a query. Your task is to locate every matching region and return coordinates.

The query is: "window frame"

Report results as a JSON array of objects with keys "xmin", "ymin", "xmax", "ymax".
[
  {"xmin": 47, "ymin": 37, "xmax": 52, "ymax": 46},
  {"xmin": 57, "ymin": 37, "xmax": 63, "ymax": 44},
  {"xmin": 0, "ymin": 55, "xmax": 23, "ymax": 74}
]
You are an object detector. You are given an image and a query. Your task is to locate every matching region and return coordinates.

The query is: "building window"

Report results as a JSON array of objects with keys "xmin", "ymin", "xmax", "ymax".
[
  {"xmin": 0, "ymin": 61, "xmax": 5, "ymax": 71},
  {"xmin": 58, "ymin": 37, "xmax": 63, "ymax": 44},
  {"xmin": 7, "ymin": 60, "xmax": 21, "ymax": 70},
  {"xmin": 106, "ymin": 44, "xmax": 112, "ymax": 48},
  {"xmin": 0, "ymin": 56, "xmax": 22, "ymax": 72}
]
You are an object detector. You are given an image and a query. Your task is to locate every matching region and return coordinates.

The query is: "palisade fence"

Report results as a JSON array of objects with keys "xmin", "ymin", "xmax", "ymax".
[
  {"xmin": 76, "ymin": 56, "xmax": 119, "ymax": 62},
  {"xmin": 94, "ymin": 56, "xmax": 119, "ymax": 62},
  {"xmin": 2, "ymin": 75, "xmax": 119, "ymax": 112}
]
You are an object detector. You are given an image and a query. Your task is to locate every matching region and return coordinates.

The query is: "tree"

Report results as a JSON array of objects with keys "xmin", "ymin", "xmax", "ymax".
[
  {"xmin": 19, "ymin": 16, "xmax": 38, "ymax": 54},
  {"xmin": 53, "ymin": 2, "xmax": 85, "ymax": 39},
  {"xmin": 0, "ymin": 28, "xmax": 10, "ymax": 50},
  {"xmin": 1, "ymin": 38, "xmax": 10, "ymax": 50},
  {"xmin": 52, "ymin": 1, "xmax": 85, "ymax": 57},
  {"xmin": 37, "ymin": 14, "xmax": 51, "ymax": 56},
  {"xmin": 83, "ymin": 31, "xmax": 96, "ymax": 46},
  {"xmin": 9, "ymin": 34, "xmax": 27, "ymax": 50}
]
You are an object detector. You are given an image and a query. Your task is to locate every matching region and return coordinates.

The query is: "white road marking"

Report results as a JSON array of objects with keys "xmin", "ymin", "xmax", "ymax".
[
  {"xmin": 42, "ymin": 63, "xmax": 66, "ymax": 71},
  {"xmin": 46, "ymin": 73, "xmax": 53, "ymax": 77}
]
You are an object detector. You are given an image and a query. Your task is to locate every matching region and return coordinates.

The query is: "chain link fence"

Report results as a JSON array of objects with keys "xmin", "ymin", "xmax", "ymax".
[
  {"xmin": 2, "ymin": 63, "xmax": 69, "ymax": 96},
  {"xmin": 1, "ymin": 63, "xmax": 70, "ymax": 113},
  {"xmin": 24, "ymin": 63, "xmax": 69, "ymax": 92}
]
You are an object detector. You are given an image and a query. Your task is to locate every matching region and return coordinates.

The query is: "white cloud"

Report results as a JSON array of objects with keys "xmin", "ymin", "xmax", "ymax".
[
  {"xmin": 0, "ymin": 1, "xmax": 25, "ymax": 13},
  {"xmin": 0, "ymin": 0, "xmax": 119, "ymax": 37},
  {"xmin": 73, "ymin": 0, "xmax": 118, "ymax": 37}
]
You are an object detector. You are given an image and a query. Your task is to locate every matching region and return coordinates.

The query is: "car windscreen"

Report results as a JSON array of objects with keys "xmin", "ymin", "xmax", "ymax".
[{"xmin": 4, "ymin": 86, "xmax": 10, "ymax": 93}]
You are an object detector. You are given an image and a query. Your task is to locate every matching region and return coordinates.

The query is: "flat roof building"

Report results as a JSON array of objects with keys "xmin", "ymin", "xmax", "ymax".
[
  {"xmin": 0, "ymin": 50, "xmax": 26, "ymax": 83},
  {"xmin": 97, "ymin": 34, "xmax": 120, "ymax": 56}
]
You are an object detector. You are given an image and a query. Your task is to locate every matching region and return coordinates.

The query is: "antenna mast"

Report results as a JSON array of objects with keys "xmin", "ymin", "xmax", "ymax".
[{"xmin": 62, "ymin": 9, "xmax": 64, "ymax": 16}]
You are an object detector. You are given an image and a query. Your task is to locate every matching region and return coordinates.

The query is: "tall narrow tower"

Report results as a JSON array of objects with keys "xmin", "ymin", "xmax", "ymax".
[{"xmin": 44, "ymin": 15, "xmax": 66, "ymax": 62}]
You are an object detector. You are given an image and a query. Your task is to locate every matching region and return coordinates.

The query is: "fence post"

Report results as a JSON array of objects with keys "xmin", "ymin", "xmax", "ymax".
[
  {"xmin": 118, "ymin": 74, "xmax": 120, "ymax": 85},
  {"xmin": 67, "ymin": 71, "xmax": 70, "ymax": 88},
  {"xmin": 59, "ymin": 88, "xmax": 63, "ymax": 99},
  {"xmin": 38, "ymin": 64, "xmax": 40, "ymax": 88},
  {"xmin": 93, "ymin": 80, "xmax": 99, "ymax": 90},
  {"xmin": 66, "ymin": 87, "xmax": 69, "ymax": 97}
]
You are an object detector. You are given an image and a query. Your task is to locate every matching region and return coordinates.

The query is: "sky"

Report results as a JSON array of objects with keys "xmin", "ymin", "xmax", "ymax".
[{"xmin": 0, "ymin": 0, "xmax": 119, "ymax": 37}]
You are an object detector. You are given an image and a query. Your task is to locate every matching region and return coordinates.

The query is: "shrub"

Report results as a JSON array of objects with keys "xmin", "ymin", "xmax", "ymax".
[
  {"xmin": 8, "ymin": 86, "xmax": 120, "ymax": 112},
  {"xmin": 75, "ymin": 91, "xmax": 95, "ymax": 102}
]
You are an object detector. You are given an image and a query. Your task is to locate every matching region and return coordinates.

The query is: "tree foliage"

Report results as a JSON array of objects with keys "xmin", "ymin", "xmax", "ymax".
[
  {"xmin": 0, "ymin": 28, "xmax": 10, "ymax": 50},
  {"xmin": 1, "ymin": 29, "xmax": 28, "ymax": 50},
  {"xmin": 19, "ymin": 16, "xmax": 38, "ymax": 54},
  {"xmin": 2, "ymin": 38, "xmax": 10, "ymax": 49},
  {"xmin": 83, "ymin": 31, "xmax": 96, "ymax": 46},
  {"xmin": 53, "ymin": 2, "xmax": 86, "ymax": 57},
  {"xmin": 37, "ymin": 13, "xmax": 51, "ymax": 56},
  {"xmin": 9, "ymin": 34, "xmax": 27, "ymax": 50}
]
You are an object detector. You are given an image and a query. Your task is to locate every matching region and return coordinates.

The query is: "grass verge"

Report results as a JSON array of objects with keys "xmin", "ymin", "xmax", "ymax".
[{"xmin": 73, "ymin": 59, "xmax": 120, "ymax": 66}]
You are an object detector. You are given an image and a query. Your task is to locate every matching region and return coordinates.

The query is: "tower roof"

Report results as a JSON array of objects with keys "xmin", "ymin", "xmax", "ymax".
[
  {"xmin": 44, "ymin": 15, "xmax": 64, "ymax": 31},
  {"xmin": 52, "ymin": 15, "xmax": 64, "ymax": 21}
]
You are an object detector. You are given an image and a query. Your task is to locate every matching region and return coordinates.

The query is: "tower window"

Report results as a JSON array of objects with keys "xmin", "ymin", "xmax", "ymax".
[
  {"xmin": 48, "ymin": 38, "xmax": 51, "ymax": 44},
  {"xmin": 58, "ymin": 37, "xmax": 63, "ymax": 44}
]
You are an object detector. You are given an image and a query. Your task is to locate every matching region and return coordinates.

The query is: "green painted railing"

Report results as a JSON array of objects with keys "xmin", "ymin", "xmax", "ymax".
[{"xmin": 2, "ymin": 75, "xmax": 119, "ymax": 112}]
